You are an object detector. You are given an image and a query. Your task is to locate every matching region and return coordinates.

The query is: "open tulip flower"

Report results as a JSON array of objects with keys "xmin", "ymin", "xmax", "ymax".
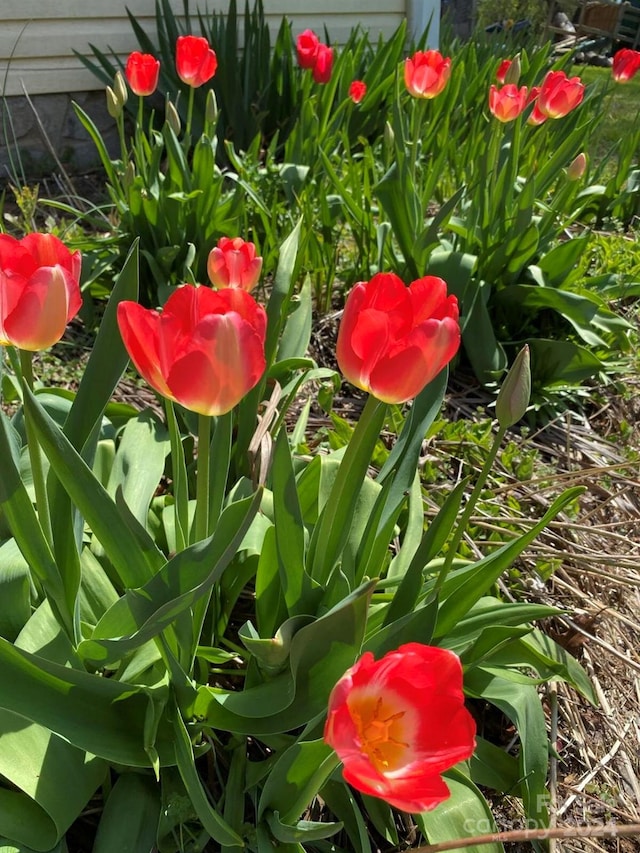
[
  {"xmin": 404, "ymin": 50, "xmax": 451, "ymax": 99},
  {"xmin": 0, "ymin": 233, "xmax": 82, "ymax": 351},
  {"xmin": 612, "ymin": 48, "xmax": 640, "ymax": 83},
  {"xmin": 324, "ymin": 644, "xmax": 477, "ymax": 813},
  {"xmin": 117, "ymin": 284, "xmax": 266, "ymax": 416},
  {"xmin": 336, "ymin": 272, "xmax": 460, "ymax": 404},
  {"xmin": 207, "ymin": 237, "xmax": 263, "ymax": 292},
  {"xmin": 537, "ymin": 70, "xmax": 584, "ymax": 119},
  {"xmin": 489, "ymin": 84, "xmax": 528, "ymax": 122},
  {"xmin": 296, "ymin": 29, "xmax": 320, "ymax": 69},
  {"xmin": 176, "ymin": 35, "xmax": 218, "ymax": 88},
  {"xmin": 125, "ymin": 51, "xmax": 160, "ymax": 96},
  {"xmin": 312, "ymin": 43, "xmax": 334, "ymax": 84}
]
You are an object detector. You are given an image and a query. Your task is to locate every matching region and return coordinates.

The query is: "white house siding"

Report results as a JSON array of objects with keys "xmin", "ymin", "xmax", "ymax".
[{"xmin": 0, "ymin": 0, "xmax": 406, "ymax": 97}]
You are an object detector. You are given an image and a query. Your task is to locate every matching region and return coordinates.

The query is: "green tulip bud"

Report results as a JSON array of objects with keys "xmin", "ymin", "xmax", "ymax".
[
  {"xmin": 106, "ymin": 86, "xmax": 122, "ymax": 119},
  {"xmin": 384, "ymin": 121, "xmax": 395, "ymax": 157},
  {"xmin": 567, "ymin": 152, "xmax": 587, "ymax": 181},
  {"xmin": 124, "ymin": 160, "xmax": 136, "ymax": 189},
  {"xmin": 205, "ymin": 88, "xmax": 218, "ymax": 126},
  {"xmin": 114, "ymin": 70, "xmax": 128, "ymax": 107},
  {"xmin": 166, "ymin": 100, "xmax": 181, "ymax": 135},
  {"xmin": 496, "ymin": 344, "xmax": 531, "ymax": 428},
  {"xmin": 504, "ymin": 53, "xmax": 521, "ymax": 85}
]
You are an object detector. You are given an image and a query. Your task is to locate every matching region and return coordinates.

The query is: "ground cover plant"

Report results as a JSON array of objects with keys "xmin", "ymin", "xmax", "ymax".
[{"xmin": 1, "ymin": 4, "xmax": 640, "ymax": 852}]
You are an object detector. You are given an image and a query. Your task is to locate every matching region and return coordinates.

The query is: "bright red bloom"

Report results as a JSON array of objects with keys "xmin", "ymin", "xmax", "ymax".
[
  {"xmin": 296, "ymin": 29, "xmax": 320, "ymax": 69},
  {"xmin": 312, "ymin": 44, "xmax": 334, "ymax": 84},
  {"xmin": 175, "ymin": 35, "xmax": 218, "ymax": 88},
  {"xmin": 0, "ymin": 233, "xmax": 82, "ymax": 351},
  {"xmin": 488, "ymin": 84, "xmax": 528, "ymax": 122},
  {"xmin": 612, "ymin": 48, "xmax": 640, "ymax": 83},
  {"xmin": 207, "ymin": 237, "xmax": 263, "ymax": 292},
  {"xmin": 324, "ymin": 644, "xmax": 477, "ymax": 813},
  {"xmin": 537, "ymin": 70, "xmax": 584, "ymax": 119},
  {"xmin": 349, "ymin": 80, "xmax": 367, "ymax": 104},
  {"xmin": 496, "ymin": 59, "xmax": 511, "ymax": 84},
  {"xmin": 336, "ymin": 272, "xmax": 460, "ymax": 404},
  {"xmin": 124, "ymin": 51, "xmax": 160, "ymax": 96},
  {"xmin": 404, "ymin": 50, "xmax": 451, "ymax": 99},
  {"xmin": 117, "ymin": 285, "xmax": 266, "ymax": 416}
]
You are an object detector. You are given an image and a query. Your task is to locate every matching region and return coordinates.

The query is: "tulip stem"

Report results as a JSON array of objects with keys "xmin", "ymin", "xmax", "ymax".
[
  {"xmin": 185, "ymin": 86, "xmax": 196, "ymax": 140},
  {"xmin": 165, "ymin": 399, "xmax": 189, "ymax": 553},
  {"xmin": 432, "ymin": 422, "xmax": 507, "ymax": 595},
  {"xmin": 194, "ymin": 413, "xmax": 212, "ymax": 543},
  {"xmin": 18, "ymin": 349, "xmax": 53, "ymax": 547}
]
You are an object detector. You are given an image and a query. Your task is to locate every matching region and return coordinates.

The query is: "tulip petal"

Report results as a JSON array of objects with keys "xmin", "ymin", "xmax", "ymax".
[
  {"xmin": 4, "ymin": 266, "xmax": 76, "ymax": 351},
  {"xmin": 117, "ymin": 301, "xmax": 176, "ymax": 400}
]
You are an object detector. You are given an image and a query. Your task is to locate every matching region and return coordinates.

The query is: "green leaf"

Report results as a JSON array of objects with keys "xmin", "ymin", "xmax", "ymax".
[
  {"xmin": 414, "ymin": 768, "xmax": 503, "ymax": 853},
  {"xmin": 266, "ymin": 812, "xmax": 342, "ymax": 844},
  {"xmin": 527, "ymin": 338, "xmax": 603, "ymax": 386},
  {"xmin": 277, "ymin": 276, "xmax": 313, "ymax": 362},
  {"xmin": 0, "ymin": 540, "xmax": 30, "ymax": 641},
  {"xmin": 258, "ymin": 739, "xmax": 337, "ymax": 823},
  {"xmin": 93, "ymin": 773, "xmax": 162, "ymax": 853},
  {"xmin": 319, "ymin": 781, "xmax": 370, "ymax": 853}
]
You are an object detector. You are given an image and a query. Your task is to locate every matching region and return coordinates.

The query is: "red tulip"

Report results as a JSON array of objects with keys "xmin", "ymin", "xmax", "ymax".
[
  {"xmin": 349, "ymin": 80, "xmax": 367, "ymax": 104},
  {"xmin": 176, "ymin": 35, "xmax": 218, "ymax": 88},
  {"xmin": 124, "ymin": 51, "xmax": 160, "ymax": 96},
  {"xmin": 496, "ymin": 59, "xmax": 511, "ymax": 84},
  {"xmin": 312, "ymin": 44, "xmax": 334, "ymax": 84},
  {"xmin": 296, "ymin": 29, "xmax": 320, "ymax": 69},
  {"xmin": 324, "ymin": 644, "xmax": 476, "ymax": 813},
  {"xmin": 404, "ymin": 50, "xmax": 451, "ymax": 99},
  {"xmin": 537, "ymin": 70, "xmax": 584, "ymax": 119},
  {"xmin": 488, "ymin": 84, "xmax": 528, "ymax": 122},
  {"xmin": 0, "ymin": 233, "xmax": 82, "ymax": 351},
  {"xmin": 336, "ymin": 272, "xmax": 460, "ymax": 404},
  {"xmin": 612, "ymin": 48, "xmax": 640, "ymax": 83},
  {"xmin": 207, "ymin": 237, "xmax": 263, "ymax": 292},
  {"xmin": 117, "ymin": 285, "xmax": 266, "ymax": 416}
]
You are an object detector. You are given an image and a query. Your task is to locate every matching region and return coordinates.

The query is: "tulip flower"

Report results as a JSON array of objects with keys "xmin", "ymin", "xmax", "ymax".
[
  {"xmin": 0, "ymin": 233, "xmax": 82, "ymax": 351},
  {"xmin": 496, "ymin": 59, "xmax": 511, "ymax": 84},
  {"xmin": 336, "ymin": 272, "xmax": 460, "ymax": 404},
  {"xmin": 488, "ymin": 84, "xmax": 528, "ymax": 122},
  {"xmin": 324, "ymin": 643, "xmax": 476, "ymax": 813},
  {"xmin": 117, "ymin": 285, "xmax": 266, "ymax": 416},
  {"xmin": 207, "ymin": 237, "xmax": 263, "ymax": 292},
  {"xmin": 312, "ymin": 44, "xmax": 334, "ymax": 84},
  {"xmin": 296, "ymin": 29, "xmax": 320, "ymax": 69},
  {"xmin": 404, "ymin": 50, "xmax": 451, "ymax": 99},
  {"xmin": 124, "ymin": 51, "xmax": 160, "ymax": 97},
  {"xmin": 176, "ymin": 35, "xmax": 218, "ymax": 88},
  {"xmin": 537, "ymin": 70, "xmax": 584, "ymax": 119},
  {"xmin": 612, "ymin": 48, "xmax": 640, "ymax": 83},
  {"xmin": 567, "ymin": 152, "xmax": 587, "ymax": 181},
  {"xmin": 348, "ymin": 80, "xmax": 367, "ymax": 104}
]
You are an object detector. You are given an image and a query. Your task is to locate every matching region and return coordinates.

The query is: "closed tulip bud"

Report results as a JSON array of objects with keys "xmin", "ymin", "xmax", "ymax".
[
  {"xmin": 384, "ymin": 121, "xmax": 395, "ymax": 156},
  {"xmin": 496, "ymin": 345, "xmax": 531, "ymax": 428},
  {"xmin": 114, "ymin": 71, "xmax": 128, "ymax": 107},
  {"xmin": 503, "ymin": 53, "xmax": 521, "ymax": 85},
  {"xmin": 205, "ymin": 88, "xmax": 218, "ymax": 125},
  {"xmin": 166, "ymin": 100, "xmax": 181, "ymax": 135},
  {"xmin": 106, "ymin": 85, "xmax": 121, "ymax": 119},
  {"xmin": 567, "ymin": 152, "xmax": 587, "ymax": 181},
  {"xmin": 124, "ymin": 161, "xmax": 136, "ymax": 189}
]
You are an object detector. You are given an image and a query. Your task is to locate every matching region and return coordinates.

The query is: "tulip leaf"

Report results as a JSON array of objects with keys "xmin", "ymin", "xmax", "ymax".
[
  {"xmin": 265, "ymin": 219, "xmax": 302, "ymax": 366},
  {"xmin": 319, "ymin": 781, "xmax": 370, "ymax": 853},
  {"xmin": 194, "ymin": 580, "xmax": 375, "ymax": 734},
  {"xmin": 0, "ymin": 411, "xmax": 72, "ymax": 636},
  {"xmin": 93, "ymin": 773, "xmax": 161, "ymax": 853},
  {"xmin": 266, "ymin": 812, "xmax": 343, "ymax": 844},
  {"xmin": 258, "ymin": 738, "xmax": 337, "ymax": 822},
  {"xmin": 78, "ymin": 492, "xmax": 261, "ymax": 665},
  {"xmin": 22, "ymin": 384, "xmax": 164, "ymax": 590},
  {"xmin": 414, "ymin": 768, "xmax": 503, "ymax": 853},
  {"xmin": 0, "ymin": 637, "xmax": 161, "ymax": 766},
  {"xmin": 527, "ymin": 339, "xmax": 604, "ymax": 387},
  {"xmin": 434, "ymin": 487, "xmax": 584, "ymax": 638},
  {"xmin": 0, "ymin": 540, "xmax": 31, "ymax": 642},
  {"xmin": 465, "ymin": 669, "xmax": 549, "ymax": 833},
  {"xmin": 277, "ymin": 275, "xmax": 313, "ymax": 362},
  {"xmin": 470, "ymin": 737, "xmax": 521, "ymax": 796},
  {"xmin": 172, "ymin": 709, "xmax": 244, "ymax": 848}
]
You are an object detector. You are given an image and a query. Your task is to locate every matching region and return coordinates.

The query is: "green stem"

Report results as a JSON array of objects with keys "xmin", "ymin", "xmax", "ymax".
[
  {"xmin": 165, "ymin": 399, "xmax": 189, "ymax": 553},
  {"xmin": 194, "ymin": 413, "xmax": 212, "ymax": 543},
  {"xmin": 18, "ymin": 349, "xmax": 53, "ymax": 546},
  {"xmin": 432, "ymin": 423, "xmax": 507, "ymax": 594},
  {"xmin": 185, "ymin": 86, "xmax": 195, "ymax": 140}
]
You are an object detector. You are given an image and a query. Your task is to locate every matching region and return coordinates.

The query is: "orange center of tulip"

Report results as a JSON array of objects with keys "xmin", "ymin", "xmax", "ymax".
[{"xmin": 351, "ymin": 694, "xmax": 411, "ymax": 772}]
